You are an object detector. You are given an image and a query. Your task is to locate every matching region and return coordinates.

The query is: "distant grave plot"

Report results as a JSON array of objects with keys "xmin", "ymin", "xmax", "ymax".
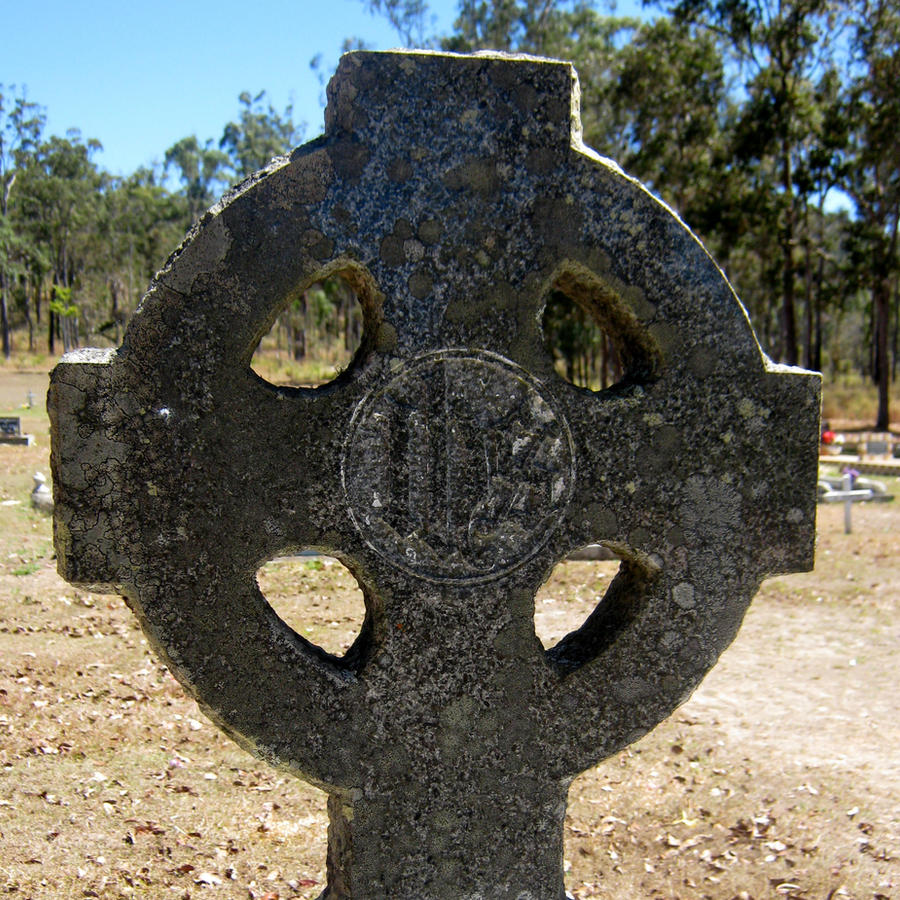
[
  {"xmin": 0, "ymin": 416, "xmax": 33, "ymax": 446},
  {"xmin": 865, "ymin": 439, "xmax": 890, "ymax": 456}
]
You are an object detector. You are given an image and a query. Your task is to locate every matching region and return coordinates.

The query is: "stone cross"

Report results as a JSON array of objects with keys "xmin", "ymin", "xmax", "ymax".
[
  {"xmin": 821, "ymin": 472, "xmax": 872, "ymax": 533},
  {"xmin": 49, "ymin": 51, "xmax": 820, "ymax": 899}
]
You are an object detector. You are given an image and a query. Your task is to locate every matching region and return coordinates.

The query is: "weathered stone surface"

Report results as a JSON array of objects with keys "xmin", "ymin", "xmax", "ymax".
[{"xmin": 49, "ymin": 50, "xmax": 820, "ymax": 899}]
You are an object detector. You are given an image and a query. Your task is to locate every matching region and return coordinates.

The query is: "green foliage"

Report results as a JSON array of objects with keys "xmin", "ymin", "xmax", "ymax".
[
  {"xmin": 542, "ymin": 291, "xmax": 621, "ymax": 389},
  {"xmin": 838, "ymin": 0, "xmax": 900, "ymax": 426},
  {"xmin": 219, "ymin": 91, "xmax": 304, "ymax": 181},
  {"xmin": 361, "ymin": 0, "xmax": 431, "ymax": 45},
  {"xmin": 357, "ymin": 0, "xmax": 900, "ymax": 424},
  {"xmin": 0, "ymin": 85, "xmax": 45, "ymax": 216},
  {"xmin": 441, "ymin": 0, "xmax": 600, "ymax": 54},
  {"xmin": 49, "ymin": 284, "xmax": 76, "ymax": 317},
  {"xmin": 606, "ymin": 17, "xmax": 729, "ymax": 225},
  {"xmin": 3, "ymin": 9, "xmax": 900, "ymax": 424},
  {"xmin": 164, "ymin": 135, "xmax": 229, "ymax": 223},
  {"xmin": 0, "ymin": 85, "xmax": 46, "ymax": 356},
  {"xmin": 254, "ymin": 273, "xmax": 363, "ymax": 383}
]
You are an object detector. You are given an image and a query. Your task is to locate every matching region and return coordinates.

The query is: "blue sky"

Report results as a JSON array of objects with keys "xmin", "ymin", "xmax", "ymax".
[
  {"xmin": 3, "ymin": 0, "xmax": 461, "ymax": 176},
  {"xmin": 4, "ymin": 0, "xmax": 642, "ymax": 178}
]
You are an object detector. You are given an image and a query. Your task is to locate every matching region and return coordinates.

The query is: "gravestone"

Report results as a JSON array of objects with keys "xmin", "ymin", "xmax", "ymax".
[
  {"xmin": 0, "ymin": 415, "xmax": 33, "ymax": 446},
  {"xmin": 865, "ymin": 438, "xmax": 889, "ymax": 457},
  {"xmin": 48, "ymin": 51, "xmax": 820, "ymax": 899}
]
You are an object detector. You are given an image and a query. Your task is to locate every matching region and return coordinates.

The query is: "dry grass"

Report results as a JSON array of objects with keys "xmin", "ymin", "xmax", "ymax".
[
  {"xmin": 0, "ymin": 373, "xmax": 898, "ymax": 899},
  {"xmin": 3, "ymin": 332, "xmax": 898, "ymax": 430},
  {"xmin": 820, "ymin": 378, "xmax": 900, "ymax": 432},
  {"xmin": 249, "ymin": 334, "xmax": 354, "ymax": 389}
]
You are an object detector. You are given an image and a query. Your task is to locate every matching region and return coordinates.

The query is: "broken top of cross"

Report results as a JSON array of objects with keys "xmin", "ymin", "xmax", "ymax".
[{"xmin": 49, "ymin": 51, "xmax": 820, "ymax": 899}]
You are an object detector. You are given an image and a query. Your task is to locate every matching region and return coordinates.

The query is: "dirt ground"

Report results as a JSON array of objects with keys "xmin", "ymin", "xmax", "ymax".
[{"xmin": 0, "ymin": 372, "xmax": 897, "ymax": 899}]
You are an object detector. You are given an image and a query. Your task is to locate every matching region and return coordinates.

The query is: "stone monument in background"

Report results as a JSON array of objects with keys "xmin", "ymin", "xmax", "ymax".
[{"xmin": 49, "ymin": 51, "xmax": 820, "ymax": 899}]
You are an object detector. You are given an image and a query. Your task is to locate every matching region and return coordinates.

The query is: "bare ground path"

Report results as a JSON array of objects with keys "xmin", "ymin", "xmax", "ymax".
[
  {"xmin": 0, "ymin": 373, "xmax": 896, "ymax": 899},
  {"xmin": 555, "ymin": 504, "xmax": 900, "ymax": 900}
]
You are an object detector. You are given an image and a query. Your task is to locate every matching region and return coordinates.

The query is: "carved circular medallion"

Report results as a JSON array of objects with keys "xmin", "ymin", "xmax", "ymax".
[{"xmin": 342, "ymin": 349, "xmax": 575, "ymax": 582}]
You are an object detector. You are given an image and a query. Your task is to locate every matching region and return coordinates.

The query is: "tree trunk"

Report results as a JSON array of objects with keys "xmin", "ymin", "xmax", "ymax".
[
  {"xmin": 813, "ymin": 205, "xmax": 827, "ymax": 373},
  {"xmin": 892, "ymin": 271, "xmax": 899, "ymax": 382},
  {"xmin": 293, "ymin": 294, "xmax": 308, "ymax": 362},
  {"xmin": 874, "ymin": 276, "xmax": 890, "ymax": 430},
  {"xmin": 802, "ymin": 210, "xmax": 813, "ymax": 370},
  {"xmin": 874, "ymin": 216, "xmax": 899, "ymax": 429},
  {"xmin": 291, "ymin": 320, "xmax": 306, "ymax": 361},
  {"xmin": 0, "ymin": 271, "xmax": 10, "ymax": 359},
  {"xmin": 780, "ymin": 142, "xmax": 798, "ymax": 367},
  {"xmin": 23, "ymin": 282, "xmax": 34, "ymax": 353},
  {"xmin": 600, "ymin": 336, "xmax": 609, "ymax": 390}
]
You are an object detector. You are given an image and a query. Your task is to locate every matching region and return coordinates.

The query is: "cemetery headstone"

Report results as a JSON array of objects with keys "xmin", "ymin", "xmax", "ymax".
[
  {"xmin": 48, "ymin": 51, "xmax": 820, "ymax": 899},
  {"xmin": 865, "ymin": 439, "xmax": 889, "ymax": 457},
  {"xmin": 0, "ymin": 416, "xmax": 33, "ymax": 446}
]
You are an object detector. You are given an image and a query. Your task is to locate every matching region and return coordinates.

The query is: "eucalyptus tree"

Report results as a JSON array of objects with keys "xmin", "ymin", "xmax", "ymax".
[
  {"xmin": 517, "ymin": 8, "xmax": 640, "ymax": 162},
  {"xmin": 441, "ymin": 0, "xmax": 601, "ymax": 54},
  {"xmin": 0, "ymin": 85, "xmax": 44, "ymax": 357},
  {"xmin": 219, "ymin": 91, "xmax": 304, "ymax": 181},
  {"xmin": 665, "ymin": 0, "xmax": 843, "ymax": 367},
  {"xmin": 92, "ymin": 168, "xmax": 187, "ymax": 344},
  {"xmin": 606, "ymin": 18, "xmax": 731, "ymax": 231},
  {"xmin": 16, "ymin": 131, "xmax": 104, "ymax": 352},
  {"xmin": 361, "ymin": 0, "xmax": 431, "ymax": 44},
  {"xmin": 163, "ymin": 135, "xmax": 230, "ymax": 225},
  {"xmin": 840, "ymin": 0, "xmax": 900, "ymax": 428}
]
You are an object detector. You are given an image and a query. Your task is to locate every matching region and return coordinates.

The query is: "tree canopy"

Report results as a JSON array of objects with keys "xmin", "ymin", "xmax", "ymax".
[{"xmin": 2, "ymin": 0, "xmax": 898, "ymax": 424}]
